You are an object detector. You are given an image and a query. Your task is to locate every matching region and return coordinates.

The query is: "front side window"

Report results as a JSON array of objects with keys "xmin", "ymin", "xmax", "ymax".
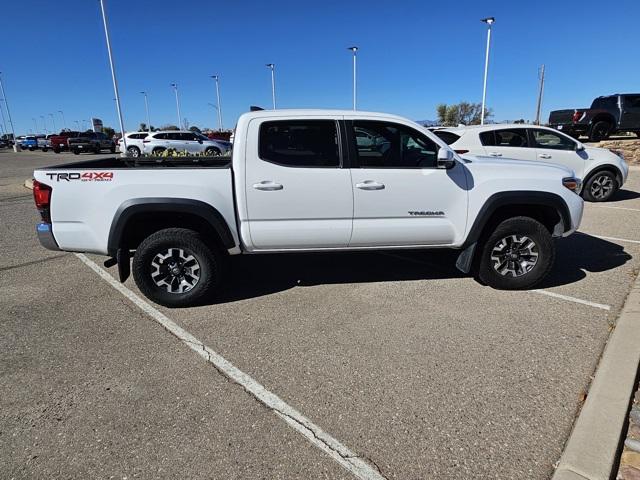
[
  {"xmin": 531, "ymin": 129, "xmax": 576, "ymax": 150},
  {"xmin": 591, "ymin": 96, "xmax": 617, "ymax": 109},
  {"xmin": 259, "ymin": 120, "xmax": 339, "ymax": 167},
  {"xmin": 624, "ymin": 95, "xmax": 640, "ymax": 109},
  {"xmin": 480, "ymin": 128, "xmax": 529, "ymax": 148},
  {"xmin": 352, "ymin": 120, "xmax": 438, "ymax": 168}
]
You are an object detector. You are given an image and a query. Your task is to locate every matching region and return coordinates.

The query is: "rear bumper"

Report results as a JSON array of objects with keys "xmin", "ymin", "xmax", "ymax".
[
  {"xmin": 550, "ymin": 123, "xmax": 588, "ymax": 137},
  {"xmin": 36, "ymin": 223, "xmax": 60, "ymax": 251}
]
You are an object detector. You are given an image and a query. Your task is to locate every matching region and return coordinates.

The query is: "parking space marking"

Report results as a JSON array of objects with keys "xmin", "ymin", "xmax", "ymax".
[
  {"xmin": 592, "ymin": 205, "xmax": 640, "ymax": 213},
  {"xmin": 530, "ymin": 290, "xmax": 611, "ymax": 311},
  {"xmin": 592, "ymin": 235, "xmax": 640, "ymax": 245},
  {"xmin": 74, "ymin": 254, "xmax": 385, "ymax": 480}
]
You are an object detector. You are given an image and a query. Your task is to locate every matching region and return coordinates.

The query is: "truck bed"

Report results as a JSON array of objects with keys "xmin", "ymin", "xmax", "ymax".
[{"xmin": 34, "ymin": 156, "xmax": 237, "ymax": 255}]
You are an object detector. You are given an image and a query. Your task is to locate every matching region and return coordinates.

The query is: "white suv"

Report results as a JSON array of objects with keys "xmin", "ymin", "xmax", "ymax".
[
  {"xmin": 433, "ymin": 124, "xmax": 629, "ymax": 202},
  {"xmin": 142, "ymin": 131, "xmax": 231, "ymax": 156},
  {"xmin": 118, "ymin": 132, "xmax": 149, "ymax": 157}
]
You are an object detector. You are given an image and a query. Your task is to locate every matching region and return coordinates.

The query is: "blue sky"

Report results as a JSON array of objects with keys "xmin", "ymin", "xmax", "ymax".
[{"xmin": 1, "ymin": 0, "xmax": 638, "ymax": 134}]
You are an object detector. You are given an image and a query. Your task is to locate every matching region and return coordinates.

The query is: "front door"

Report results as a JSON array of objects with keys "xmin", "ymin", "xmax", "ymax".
[
  {"xmin": 620, "ymin": 95, "xmax": 640, "ymax": 131},
  {"xmin": 347, "ymin": 119, "xmax": 468, "ymax": 247},
  {"xmin": 244, "ymin": 118, "xmax": 353, "ymax": 249},
  {"xmin": 529, "ymin": 128, "xmax": 586, "ymax": 178}
]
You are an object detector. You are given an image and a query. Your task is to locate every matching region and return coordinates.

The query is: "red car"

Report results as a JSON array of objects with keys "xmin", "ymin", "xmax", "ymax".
[{"xmin": 49, "ymin": 131, "xmax": 81, "ymax": 153}]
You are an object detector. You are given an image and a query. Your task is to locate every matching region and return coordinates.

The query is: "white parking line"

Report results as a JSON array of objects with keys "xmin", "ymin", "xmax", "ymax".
[
  {"xmin": 592, "ymin": 205, "xmax": 640, "ymax": 213},
  {"xmin": 74, "ymin": 253, "xmax": 384, "ymax": 480},
  {"xmin": 592, "ymin": 235, "xmax": 640, "ymax": 245},
  {"xmin": 530, "ymin": 290, "xmax": 611, "ymax": 311}
]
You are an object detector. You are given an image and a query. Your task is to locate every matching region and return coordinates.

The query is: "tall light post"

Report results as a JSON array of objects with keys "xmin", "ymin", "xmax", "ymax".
[
  {"xmin": 140, "ymin": 91, "xmax": 151, "ymax": 131},
  {"xmin": 74, "ymin": 120, "xmax": 80, "ymax": 130},
  {"xmin": 210, "ymin": 75, "xmax": 223, "ymax": 130},
  {"xmin": 480, "ymin": 17, "xmax": 495, "ymax": 125},
  {"xmin": 0, "ymin": 99, "xmax": 8, "ymax": 137},
  {"xmin": 98, "ymin": 0, "xmax": 127, "ymax": 151},
  {"xmin": 40, "ymin": 115, "xmax": 47, "ymax": 134},
  {"xmin": 170, "ymin": 82, "xmax": 182, "ymax": 129},
  {"xmin": 347, "ymin": 47, "xmax": 358, "ymax": 110},
  {"xmin": 33, "ymin": 117, "xmax": 38, "ymax": 133},
  {"xmin": 49, "ymin": 113, "xmax": 56, "ymax": 133},
  {"xmin": 0, "ymin": 72, "xmax": 18, "ymax": 151},
  {"xmin": 58, "ymin": 110, "xmax": 66, "ymax": 130},
  {"xmin": 265, "ymin": 64, "xmax": 276, "ymax": 110},
  {"xmin": 534, "ymin": 64, "xmax": 546, "ymax": 126}
]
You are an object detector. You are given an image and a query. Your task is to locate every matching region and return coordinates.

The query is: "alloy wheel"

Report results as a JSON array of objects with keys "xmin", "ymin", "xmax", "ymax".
[
  {"xmin": 490, "ymin": 234, "xmax": 539, "ymax": 277},
  {"xmin": 150, "ymin": 248, "xmax": 201, "ymax": 293},
  {"xmin": 590, "ymin": 174, "xmax": 614, "ymax": 200}
]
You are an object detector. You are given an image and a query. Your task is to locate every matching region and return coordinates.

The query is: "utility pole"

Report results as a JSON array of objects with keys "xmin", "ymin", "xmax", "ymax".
[
  {"xmin": 480, "ymin": 17, "xmax": 495, "ymax": 125},
  {"xmin": 171, "ymin": 83, "xmax": 182, "ymax": 129},
  {"xmin": 265, "ymin": 64, "xmax": 276, "ymax": 110},
  {"xmin": 347, "ymin": 47, "xmax": 358, "ymax": 110},
  {"xmin": 0, "ymin": 99, "xmax": 8, "ymax": 137},
  {"xmin": 535, "ymin": 64, "xmax": 546, "ymax": 126},
  {"xmin": 140, "ymin": 91, "xmax": 151, "ymax": 131},
  {"xmin": 210, "ymin": 75, "xmax": 223, "ymax": 129},
  {"xmin": 98, "ymin": 0, "xmax": 127, "ymax": 151},
  {"xmin": 0, "ymin": 72, "xmax": 19, "ymax": 151}
]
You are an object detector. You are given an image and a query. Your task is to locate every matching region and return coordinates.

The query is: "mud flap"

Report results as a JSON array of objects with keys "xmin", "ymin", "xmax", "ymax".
[
  {"xmin": 116, "ymin": 248, "xmax": 131, "ymax": 283},
  {"xmin": 455, "ymin": 242, "xmax": 476, "ymax": 274}
]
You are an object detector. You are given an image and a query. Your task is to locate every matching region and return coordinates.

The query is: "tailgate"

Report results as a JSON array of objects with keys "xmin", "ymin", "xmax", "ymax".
[
  {"xmin": 33, "ymin": 165, "xmax": 237, "ymax": 255},
  {"xmin": 548, "ymin": 109, "xmax": 578, "ymax": 124}
]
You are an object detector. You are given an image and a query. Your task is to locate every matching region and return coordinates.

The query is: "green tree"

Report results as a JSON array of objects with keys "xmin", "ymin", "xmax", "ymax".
[
  {"xmin": 160, "ymin": 124, "xmax": 180, "ymax": 131},
  {"xmin": 103, "ymin": 126, "xmax": 115, "ymax": 138},
  {"xmin": 436, "ymin": 102, "xmax": 493, "ymax": 126}
]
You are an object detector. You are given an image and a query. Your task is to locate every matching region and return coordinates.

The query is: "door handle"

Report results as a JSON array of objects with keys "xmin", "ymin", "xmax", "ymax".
[
  {"xmin": 355, "ymin": 180, "xmax": 385, "ymax": 190},
  {"xmin": 253, "ymin": 180, "xmax": 283, "ymax": 191},
  {"xmin": 539, "ymin": 153, "xmax": 552, "ymax": 159},
  {"xmin": 489, "ymin": 152, "xmax": 502, "ymax": 157}
]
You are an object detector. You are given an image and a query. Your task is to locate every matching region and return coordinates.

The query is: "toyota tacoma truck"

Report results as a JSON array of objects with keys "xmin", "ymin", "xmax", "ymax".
[
  {"xmin": 549, "ymin": 93, "xmax": 640, "ymax": 141},
  {"xmin": 32, "ymin": 109, "xmax": 584, "ymax": 307}
]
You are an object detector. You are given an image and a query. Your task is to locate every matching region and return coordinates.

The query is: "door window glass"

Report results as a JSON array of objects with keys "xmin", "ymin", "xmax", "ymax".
[
  {"xmin": 531, "ymin": 129, "xmax": 576, "ymax": 150},
  {"xmin": 352, "ymin": 120, "xmax": 438, "ymax": 168},
  {"xmin": 490, "ymin": 129, "xmax": 529, "ymax": 147},
  {"xmin": 259, "ymin": 120, "xmax": 339, "ymax": 167},
  {"xmin": 624, "ymin": 95, "xmax": 640, "ymax": 109}
]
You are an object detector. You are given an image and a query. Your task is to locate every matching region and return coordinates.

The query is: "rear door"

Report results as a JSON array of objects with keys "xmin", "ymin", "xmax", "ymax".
[
  {"xmin": 244, "ymin": 117, "xmax": 353, "ymax": 249},
  {"xmin": 479, "ymin": 128, "xmax": 537, "ymax": 161},
  {"xmin": 530, "ymin": 128, "xmax": 586, "ymax": 178},
  {"xmin": 348, "ymin": 119, "xmax": 468, "ymax": 246},
  {"xmin": 620, "ymin": 95, "xmax": 640, "ymax": 130}
]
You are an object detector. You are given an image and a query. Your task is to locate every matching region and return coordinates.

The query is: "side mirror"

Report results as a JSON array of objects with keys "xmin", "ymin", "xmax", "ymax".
[
  {"xmin": 437, "ymin": 148, "xmax": 456, "ymax": 169},
  {"xmin": 575, "ymin": 142, "xmax": 585, "ymax": 151}
]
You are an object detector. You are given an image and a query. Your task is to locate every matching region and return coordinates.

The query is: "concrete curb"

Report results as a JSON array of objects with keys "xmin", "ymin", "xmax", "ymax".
[
  {"xmin": 552, "ymin": 272, "xmax": 640, "ymax": 480},
  {"xmin": 24, "ymin": 179, "xmax": 33, "ymax": 190}
]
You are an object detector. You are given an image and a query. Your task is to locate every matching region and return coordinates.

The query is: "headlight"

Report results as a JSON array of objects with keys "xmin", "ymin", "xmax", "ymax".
[{"xmin": 562, "ymin": 176, "xmax": 581, "ymax": 193}]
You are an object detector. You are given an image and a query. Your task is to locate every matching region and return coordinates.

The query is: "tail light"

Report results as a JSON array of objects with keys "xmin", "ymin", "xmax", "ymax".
[
  {"xmin": 33, "ymin": 180, "xmax": 52, "ymax": 222},
  {"xmin": 454, "ymin": 149, "xmax": 469, "ymax": 154},
  {"xmin": 572, "ymin": 111, "xmax": 585, "ymax": 123}
]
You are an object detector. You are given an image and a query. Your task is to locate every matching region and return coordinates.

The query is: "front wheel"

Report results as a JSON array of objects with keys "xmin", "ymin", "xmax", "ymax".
[
  {"xmin": 582, "ymin": 170, "xmax": 618, "ymax": 202},
  {"xmin": 132, "ymin": 228, "xmax": 224, "ymax": 307},
  {"xmin": 127, "ymin": 146, "xmax": 141, "ymax": 157},
  {"xmin": 477, "ymin": 216, "xmax": 554, "ymax": 290},
  {"xmin": 72, "ymin": 149, "xmax": 80, "ymax": 155}
]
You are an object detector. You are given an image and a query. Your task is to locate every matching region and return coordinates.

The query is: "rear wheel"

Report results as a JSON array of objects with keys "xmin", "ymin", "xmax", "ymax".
[
  {"xmin": 72, "ymin": 149, "xmax": 80, "ymax": 155},
  {"xmin": 477, "ymin": 216, "xmax": 554, "ymax": 290},
  {"xmin": 589, "ymin": 121, "xmax": 612, "ymax": 142},
  {"xmin": 582, "ymin": 170, "xmax": 618, "ymax": 202},
  {"xmin": 132, "ymin": 228, "xmax": 224, "ymax": 307}
]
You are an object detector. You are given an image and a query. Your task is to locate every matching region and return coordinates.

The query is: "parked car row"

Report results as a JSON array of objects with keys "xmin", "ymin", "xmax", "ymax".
[
  {"xmin": 118, "ymin": 131, "xmax": 232, "ymax": 157},
  {"xmin": 432, "ymin": 123, "xmax": 628, "ymax": 202}
]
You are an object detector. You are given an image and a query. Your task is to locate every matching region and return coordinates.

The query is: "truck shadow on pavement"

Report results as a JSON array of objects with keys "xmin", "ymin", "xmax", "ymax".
[
  {"xmin": 210, "ymin": 232, "xmax": 631, "ymax": 304},
  {"xmin": 608, "ymin": 189, "xmax": 640, "ymax": 202}
]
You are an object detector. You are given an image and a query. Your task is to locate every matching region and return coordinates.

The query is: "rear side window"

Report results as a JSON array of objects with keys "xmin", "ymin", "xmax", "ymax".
[
  {"xmin": 259, "ymin": 120, "xmax": 339, "ymax": 167},
  {"xmin": 591, "ymin": 96, "xmax": 617, "ymax": 109},
  {"xmin": 432, "ymin": 131, "xmax": 461, "ymax": 145},
  {"xmin": 481, "ymin": 129, "xmax": 529, "ymax": 148},
  {"xmin": 129, "ymin": 133, "xmax": 148, "ymax": 139},
  {"xmin": 153, "ymin": 133, "xmax": 167, "ymax": 140}
]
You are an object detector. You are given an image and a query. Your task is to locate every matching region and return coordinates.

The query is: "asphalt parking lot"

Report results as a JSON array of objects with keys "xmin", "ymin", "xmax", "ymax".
[{"xmin": 2, "ymin": 149, "xmax": 640, "ymax": 479}]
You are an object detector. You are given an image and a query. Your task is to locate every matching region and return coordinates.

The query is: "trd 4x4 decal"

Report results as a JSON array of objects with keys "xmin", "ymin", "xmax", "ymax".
[{"xmin": 45, "ymin": 172, "xmax": 114, "ymax": 182}]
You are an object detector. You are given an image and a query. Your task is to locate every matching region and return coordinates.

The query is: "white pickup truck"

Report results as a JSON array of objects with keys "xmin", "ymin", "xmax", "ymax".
[{"xmin": 33, "ymin": 109, "xmax": 584, "ymax": 307}]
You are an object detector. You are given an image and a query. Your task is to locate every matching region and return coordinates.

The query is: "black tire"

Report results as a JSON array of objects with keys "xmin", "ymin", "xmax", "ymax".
[
  {"xmin": 132, "ymin": 228, "xmax": 224, "ymax": 307},
  {"xmin": 42, "ymin": 148, "xmax": 48, "ymax": 152},
  {"xmin": 72, "ymin": 149, "xmax": 80, "ymax": 155},
  {"xmin": 636, "ymin": 132, "xmax": 640, "ymax": 139},
  {"xmin": 205, "ymin": 147, "xmax": 221, "ymax": 156},
  {"xmin": 93, "ymin": 144, "xmax": 101, "ymax": 154},
  {"xmin": 127, "ymin": 146, "xmax": 141, "ymax": 157},
  {"xmin": 589, "ymin": 121, "xmax": 612, "ymax": 142},
  {"xmin": 152, "ymin": 147, "xmax": 165, "ymax": 156},
  {"xmin": 582, "ymin": 170, "xmax": 618, "ymax": 202},
  {"xmin": 28, "ymin": 147, "xmax": 35, "ymax": 151},
  {"xmin": 53, "ymin": 149, "xmax": 60, "ymax": 154},
  {"xmin": 477, "ymin": 216, "xmax": 554, "ymax": 290}
]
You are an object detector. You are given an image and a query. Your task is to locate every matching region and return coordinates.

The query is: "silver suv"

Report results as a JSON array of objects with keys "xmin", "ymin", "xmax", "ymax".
[{"xmin": 142, "ymin": 131, "xmax": 231, "ymax": 156}]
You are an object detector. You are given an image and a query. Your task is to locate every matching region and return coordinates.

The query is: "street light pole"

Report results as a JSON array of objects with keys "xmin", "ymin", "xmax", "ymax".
[
  {"xmin": 140, "ymin": 91, "xmax": 151, "ymax": 131},
  {"xmin": 0, "ymin": 100, "xmax": 8, "ymax": 137},
  {"xmin": 49, "ymin": 113, "xmax": 56, "ymax": 133},
  {"xmin": 41, "ymin": 115, "xmax": 47, "ymax": 134},
  {"xmin": 58, "ymin": 110, "xmax": 66, "ymax": 130},
  {"xmin": 210, "ymin": 75, "xmax": 223, "ymax": 130},
  {"xmin": 74, "ymin": 120, "xmax": 80, "ymax": 130},
  {"xmin": 170, "ymin": 83, "xmax": 182, "ymax": 129},
  {"xmin": 0, "ymin": 72, "xmax": 19, "ymax": 151},
  {"xmin": 535, "ymin": 64, "xmax": 546, "ymax": 126},
  {"xmin": 98, "ymin": 0, "xmax": 127, "ymax": 151},
  {"xmin": 33, "ymin": 117, "xmax": 38, "ymax": 133},
  {"xmin": 347, "ymin": 47, "xmax": 358, "ymax": 110},
  {"xmin": 480, "ymin": 17, "xmax": 495, "ymax": 125},
  {"xmin": 265, "ymin": 64, "xmax": 276, "ymax": 110}
]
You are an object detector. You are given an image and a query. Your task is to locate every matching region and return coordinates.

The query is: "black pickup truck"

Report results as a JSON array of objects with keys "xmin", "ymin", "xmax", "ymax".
[
  {"xmin": 548, "ymin": 93, "xmax": 640, "ymax": 141},
  {"xmin": 68, "ymin": 131, "xmax": 116, "ymax": 155}
]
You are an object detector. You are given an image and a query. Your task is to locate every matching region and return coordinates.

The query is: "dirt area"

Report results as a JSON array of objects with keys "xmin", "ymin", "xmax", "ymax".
[{"xmin": 585, "ymin": 138, "xmax": 640, "ymax": 165}]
